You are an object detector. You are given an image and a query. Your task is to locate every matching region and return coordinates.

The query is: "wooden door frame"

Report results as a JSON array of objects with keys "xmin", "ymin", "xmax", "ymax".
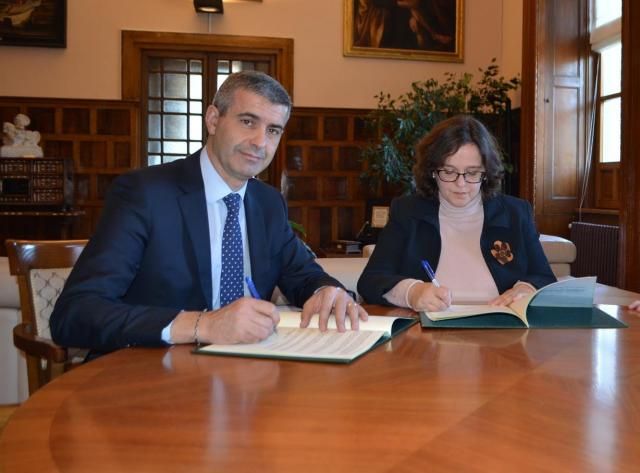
[
  {"xmin": 519, "ymin": 0, "xmax": 537, "ymax": 206},
  {"xmin": 121, "ymin": 31, "xmax": 293, "ymax": 101},
  {"xmin": 620, "ymin": 0, "xmax": 640, "ymax": 291},
  {"xmin": 120, "ymin": 30, "xmax": 293, "ymax": 185}
]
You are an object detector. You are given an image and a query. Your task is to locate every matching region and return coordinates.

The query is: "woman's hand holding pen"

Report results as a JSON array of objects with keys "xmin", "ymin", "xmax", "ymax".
[
  {"xmin": 407, "ymin": 282, "xmax": 452, "ymax": 312},
  {"xmin": 412, "ymin": 259, "xmax": 451, "ymax": 311}
]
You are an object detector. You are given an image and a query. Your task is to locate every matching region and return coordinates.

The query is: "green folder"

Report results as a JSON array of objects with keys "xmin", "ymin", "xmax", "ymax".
[
  {"xmin": 195, "ymin": 312, "xmax": 417, "ymax": 364},
  {"xmin": 420, "ymin": 277, "xmax": 627, "ymax": 329},
  {"xmin": 420, "ymin": 306, "xmax": 627, "ymax": 329}
]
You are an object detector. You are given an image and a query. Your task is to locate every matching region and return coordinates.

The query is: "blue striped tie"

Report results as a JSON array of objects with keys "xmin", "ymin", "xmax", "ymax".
[{"xmin": 220, "ymin": 193, "xmax": 244, "ymax": 306}]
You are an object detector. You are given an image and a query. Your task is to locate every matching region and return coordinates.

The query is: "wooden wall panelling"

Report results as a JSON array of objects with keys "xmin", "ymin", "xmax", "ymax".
[
  {"xmin": 595, "ymin": 162, "xmax": 620, "ymax": 209},
  {"xmin": 0, "ymin": 97, "xmax": 140, "ymax": 239},
  {"xmin": 575, "ymin": 208, "xmax": 619, "ymax": 226},
  {"xmin": 282, "ymin": 108, "xmax": 371, "ymax": 253},
  {"xmin": 0, "ymin": 99, "xmax": 375, "ymax": 254},
  {"xmin": 523, "ymin": 0, "xmax": 589, "ymax": 238}
]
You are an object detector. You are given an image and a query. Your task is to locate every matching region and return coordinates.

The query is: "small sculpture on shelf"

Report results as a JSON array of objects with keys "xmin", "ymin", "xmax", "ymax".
[{"xmin": 1, "ymin": 113, "xmax": 43, "ymax": 158}]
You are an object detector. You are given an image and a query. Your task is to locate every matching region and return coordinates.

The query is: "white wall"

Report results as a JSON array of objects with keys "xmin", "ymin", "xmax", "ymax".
[
  {"xmin": 501, "ymin": 0, "xmax": 523, "ymax": 107},
  {"xmin": 0, "ymin": 0, "xmax": 522, "ymax": 109}
]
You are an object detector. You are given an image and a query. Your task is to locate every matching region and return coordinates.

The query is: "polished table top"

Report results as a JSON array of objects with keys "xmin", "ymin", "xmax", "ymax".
[{"xmin": 1, "ymin": 305, "xmax": 639, "ymax": 473}]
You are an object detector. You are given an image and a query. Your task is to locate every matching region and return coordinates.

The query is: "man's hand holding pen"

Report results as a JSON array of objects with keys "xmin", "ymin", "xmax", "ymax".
[
  {"xmin": 170, "ymin": 297, "xmax": 279, "ymax": 345},
  {"xmin": 202, "ymin": 298, "xmax": 280, "ymax": 344}
]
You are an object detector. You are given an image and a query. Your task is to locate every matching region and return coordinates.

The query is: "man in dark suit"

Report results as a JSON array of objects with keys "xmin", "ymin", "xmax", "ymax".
[{"xmin": 51, "ymin": 71, "xmax": 367, "ymax": 354}]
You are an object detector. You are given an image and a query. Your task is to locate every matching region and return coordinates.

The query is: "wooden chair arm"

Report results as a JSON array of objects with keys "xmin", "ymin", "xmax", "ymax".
[{"xmin": 13, "ymin": 323, "xmax": 68, "ymax": 363}]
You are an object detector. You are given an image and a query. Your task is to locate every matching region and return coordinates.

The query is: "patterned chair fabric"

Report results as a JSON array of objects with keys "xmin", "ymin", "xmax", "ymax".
[{"xmin": 29, "ymin": 267, "xmax": 72, "ymax": 340}]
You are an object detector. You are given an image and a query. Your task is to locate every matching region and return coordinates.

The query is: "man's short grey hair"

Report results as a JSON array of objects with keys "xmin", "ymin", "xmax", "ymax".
[{"xmin": 213, "ymin": 71, "xmax": 292, "ymax": 119}]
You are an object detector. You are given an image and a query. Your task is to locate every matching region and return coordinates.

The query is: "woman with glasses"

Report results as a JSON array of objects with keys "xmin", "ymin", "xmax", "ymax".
[{"xmin": 358, "ymin": 115, "xmax": 556, "ymax": 312}]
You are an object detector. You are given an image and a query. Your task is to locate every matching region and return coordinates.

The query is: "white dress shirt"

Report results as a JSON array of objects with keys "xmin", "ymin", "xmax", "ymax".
[
  {"xmin": 199, "ymin": 148, "xmax": 252, "ymax": 307},
  {"xmin": 161, "ymin": 149, "xmax": 252, "ymax": 342}
]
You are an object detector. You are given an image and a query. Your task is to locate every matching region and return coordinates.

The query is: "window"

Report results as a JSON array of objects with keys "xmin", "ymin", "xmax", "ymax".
[
  {"xmin": 597, "ymin": 42, "xmax": 621, "ymax": 163},
  {"xmin": 590, "ymin": 0, "xmax": 621, "ymax": 163},
  {"xmin": 144, "ymin": 54, "xmax": 271, "ymax": 166},
  {"xmin": 592, "ymin": 0, "xmax": 621, "ymax": 28},
  {"xmin": 146, "ymin": 56, "xmax": 204, "ymax": 166}
]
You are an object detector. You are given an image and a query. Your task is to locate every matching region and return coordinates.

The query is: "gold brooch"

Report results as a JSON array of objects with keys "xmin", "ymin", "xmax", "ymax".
[{"xmin": 491, "ymin": 240, "xmax": 514, "ymax": 265}]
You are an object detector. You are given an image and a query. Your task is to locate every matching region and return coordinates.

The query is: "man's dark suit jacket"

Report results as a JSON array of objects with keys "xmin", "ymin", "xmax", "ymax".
[
  {"xmin": 50, "ymin": 153, "xmax": 340, "ymax": 353},
  {"xmin": 357, "ymin": 194, "xmax": 557, "ymax": 305}
]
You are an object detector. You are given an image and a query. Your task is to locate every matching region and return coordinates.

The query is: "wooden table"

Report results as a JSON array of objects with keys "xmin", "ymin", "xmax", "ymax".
[{"xmin": 1, "ymin": 305, "xmax": 639, "ymax": 472}]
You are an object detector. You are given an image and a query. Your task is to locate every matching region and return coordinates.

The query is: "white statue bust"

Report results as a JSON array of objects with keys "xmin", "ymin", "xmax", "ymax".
[{"xmin": 1, "ymin": 113, "xmax": 44, "ymax": 158}]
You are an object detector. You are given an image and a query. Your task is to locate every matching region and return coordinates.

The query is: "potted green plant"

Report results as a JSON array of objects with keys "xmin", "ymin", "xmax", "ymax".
[{"xmin": 361, "ymin": 59, "xmax": 521, "ymax": 195}]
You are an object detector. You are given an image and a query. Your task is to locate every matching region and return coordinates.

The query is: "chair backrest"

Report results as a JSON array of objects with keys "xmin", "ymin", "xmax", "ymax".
[{"xmin": 5, "ymin": 239, "xmax": 87, "ymax": 394}]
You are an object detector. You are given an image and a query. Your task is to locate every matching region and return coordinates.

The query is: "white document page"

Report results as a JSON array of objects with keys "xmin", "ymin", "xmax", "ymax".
[
  {"xmin": 199, "ymin": 327, "xmax": 385, "ymax": 361},
  {"xmin": 277, "ymin": 310, "xmax": 398, "ymax": 332},
  {"xmin": 529, "ymin": 276, "xmax": 596, "ymax": 308},
  {"xmin": 197, "ymin": 311, "xmax": 403, "ymax": 361}
]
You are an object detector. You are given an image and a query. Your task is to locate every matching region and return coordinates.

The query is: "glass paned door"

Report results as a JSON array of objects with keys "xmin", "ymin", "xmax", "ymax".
[{"xmin": 143, "ymin": 53, "xmax": 271, "ymax": 167}]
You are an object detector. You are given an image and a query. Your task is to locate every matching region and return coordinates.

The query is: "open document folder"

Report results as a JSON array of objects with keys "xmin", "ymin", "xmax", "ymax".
[
  {"xmin": 420, "ymin": 277, "xmax": 627, "ymax": 329},
  {"xmin": 194, "ymin": 310, "xmax": 416, "ymax": 364}
]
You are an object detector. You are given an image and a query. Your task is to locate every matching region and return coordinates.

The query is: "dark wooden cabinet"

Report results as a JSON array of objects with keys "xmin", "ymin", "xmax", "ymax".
[{"xmin": 0, "ymin": 157, "xmax": 73, "ymax": 209}]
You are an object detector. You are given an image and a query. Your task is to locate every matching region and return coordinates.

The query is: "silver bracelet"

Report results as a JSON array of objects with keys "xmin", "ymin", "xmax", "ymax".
[{"xmin": 193, "ymin": 311, "xmax": 205, "ymax": 345}]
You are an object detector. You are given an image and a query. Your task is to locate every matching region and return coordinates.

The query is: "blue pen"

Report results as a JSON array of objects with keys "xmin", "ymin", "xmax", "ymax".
[
  {"xmin": 420, "ymin": 260, "xmax": 441, "ymax": 288},
  {"xmin": 245, "ymin": 276, "xmax": 260, "ymax": 299},
  {"xmin": 245, "ymin": 276, "xmax": 278, "ymax": 334}
]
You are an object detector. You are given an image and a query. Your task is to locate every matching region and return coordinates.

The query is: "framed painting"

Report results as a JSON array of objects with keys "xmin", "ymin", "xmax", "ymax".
[
  {"xmin": 344, "ymin": 0, "xmax": 463, "ymax": 62},
  {"xmin": 0, "ymin": 0, "xmax": 66, "ymax": 48}
]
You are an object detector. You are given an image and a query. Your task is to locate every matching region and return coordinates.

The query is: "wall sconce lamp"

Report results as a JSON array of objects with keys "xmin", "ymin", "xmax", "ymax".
[{"xmin": 194, "ymin": 0, "xmax": 224, "ymax": 14}]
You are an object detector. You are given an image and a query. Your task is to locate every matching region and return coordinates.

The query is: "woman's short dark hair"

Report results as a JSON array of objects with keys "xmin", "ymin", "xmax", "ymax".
[
  {"xmin": 413, "ymin": 115, "xmax": 504, "ymax": 199},
  {"xmin": 213, "ymin": 70, "xmax": 292, "ymax": 119}
]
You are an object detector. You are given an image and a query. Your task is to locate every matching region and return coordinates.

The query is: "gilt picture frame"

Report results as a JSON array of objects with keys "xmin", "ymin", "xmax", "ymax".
[
  {"xmin": 344, "ymin": 0, "xmax": 463, "ymax": 62},
  {"xmin": 0, "ymin": 0, "xmax": 67, "ymax": 48}
]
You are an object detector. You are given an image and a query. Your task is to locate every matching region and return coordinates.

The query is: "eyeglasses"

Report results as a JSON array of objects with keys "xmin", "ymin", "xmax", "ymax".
[{"xmin": 435, "ymin": 169, "xmax": 486, "ymax": 183}]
